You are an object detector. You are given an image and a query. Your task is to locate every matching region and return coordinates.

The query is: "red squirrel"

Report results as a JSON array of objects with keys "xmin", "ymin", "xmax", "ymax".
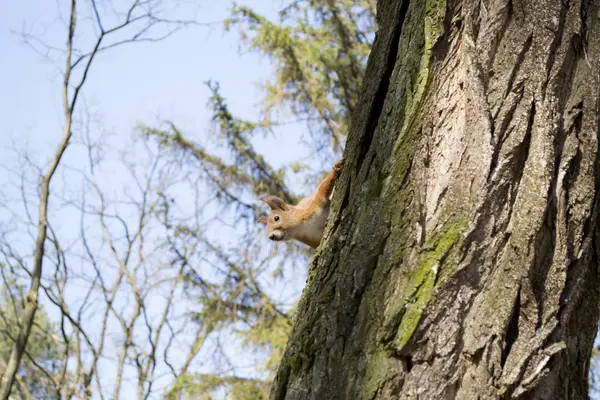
[{"xmin": 257, "ymin": 159, "xmax": 343, "ymax": 248}]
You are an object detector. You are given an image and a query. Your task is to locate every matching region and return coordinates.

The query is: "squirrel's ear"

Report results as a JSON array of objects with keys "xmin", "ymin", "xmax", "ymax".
[
  {"xmin": 257, "ymin": 215, "xmax": 268, "ymax": 225},
  {"xmin": 259, "ymin": 195, "xmax": 288, "ymax": 211}
]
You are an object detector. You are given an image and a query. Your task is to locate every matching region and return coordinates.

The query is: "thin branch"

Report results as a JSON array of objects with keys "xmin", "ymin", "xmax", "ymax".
[{"xmin": 0, "ymin": 1, "xmax": 78, "ymax": 397}]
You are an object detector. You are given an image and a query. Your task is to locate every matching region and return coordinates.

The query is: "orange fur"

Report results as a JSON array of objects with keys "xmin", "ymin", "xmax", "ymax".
[{"xmin": 257, "ymin": 159, "xmax": 343, "ymax": 248}]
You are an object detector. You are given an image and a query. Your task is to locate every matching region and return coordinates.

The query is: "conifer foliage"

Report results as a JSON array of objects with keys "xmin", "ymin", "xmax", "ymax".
[{"xmin": 148, "ymin": 1, "xmax": 376, "ymax": 397}]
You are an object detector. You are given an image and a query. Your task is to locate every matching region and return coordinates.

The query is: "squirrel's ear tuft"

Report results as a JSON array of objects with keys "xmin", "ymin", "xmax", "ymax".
[
  {"xmin": 257, "ymin": 215, "xmax": 268, "ymax": 225},
  {"xmin": 259, "ymin": 195, "xmax": 288, "ymax": 211}
]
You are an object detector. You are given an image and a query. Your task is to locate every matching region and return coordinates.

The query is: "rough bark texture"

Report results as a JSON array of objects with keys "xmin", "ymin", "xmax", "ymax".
[{"xmin": 270, "ymin": 0, "xmax": 600, "ymax": 398}]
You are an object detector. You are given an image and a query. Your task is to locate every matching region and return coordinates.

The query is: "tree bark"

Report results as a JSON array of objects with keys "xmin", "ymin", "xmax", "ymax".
[{"xmin": 270, "ymin": 0, "xmax": 600, "ymax": 399}]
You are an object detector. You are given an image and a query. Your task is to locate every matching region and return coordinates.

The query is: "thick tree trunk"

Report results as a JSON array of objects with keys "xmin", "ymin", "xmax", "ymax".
[{"xmin": 270, "ymin": 0, "xmax": 600, "ymax": 398}]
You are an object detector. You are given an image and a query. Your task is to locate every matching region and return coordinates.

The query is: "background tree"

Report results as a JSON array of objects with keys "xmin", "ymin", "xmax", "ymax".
[
  {"xmin": 0, "ymin": 0, "xmax": 213, "ymax": 398},
  {"xmin": 0, "ymin": 279, "xmax": 64, "ymax": 400},
  {"xmin": 270, "ymin": 0, "xmax": 600, "ymax": 398},
  {"xmin": 145, "ymin": 1, "xmax": 377, "ymax": 397}
]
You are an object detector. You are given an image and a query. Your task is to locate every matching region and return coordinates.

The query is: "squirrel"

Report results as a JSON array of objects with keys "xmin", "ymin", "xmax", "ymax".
[{"xmin": 257, "ymin": 159, "xmax": 343, "ymax": 248}]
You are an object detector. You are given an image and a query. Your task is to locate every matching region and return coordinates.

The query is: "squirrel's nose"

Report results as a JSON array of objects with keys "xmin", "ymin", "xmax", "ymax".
[{"xmin": 269, "ymin": 233, "xmax": 276, "ymax": 240}]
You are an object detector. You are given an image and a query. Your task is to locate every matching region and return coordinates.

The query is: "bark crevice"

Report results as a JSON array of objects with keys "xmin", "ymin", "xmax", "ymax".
[
  {"xmin": 355, "ymin": 0, "xmax": 409, "ymax": 169},
  {"xmin": 501, "ymin": 288, "xmax": 521, "ymax": 369}
]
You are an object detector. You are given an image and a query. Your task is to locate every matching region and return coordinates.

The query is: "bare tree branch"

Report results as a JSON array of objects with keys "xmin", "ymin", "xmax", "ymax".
[
  {"xmin": 0, "ymin": 0, "xmax": 78, "ymax": 395},
  {"xmin": 0, "ymin": 0, "xmax": 212, "ymax": 397}
]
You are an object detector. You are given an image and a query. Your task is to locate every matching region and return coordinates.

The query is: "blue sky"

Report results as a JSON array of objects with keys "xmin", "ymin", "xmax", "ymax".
[
  {"xmin": 0, "ymin": 1, "xmax": 307, "ymax": 166},
  {"xmin": 0, "ymin": 1, "xmax": 315, "ymax": 398}
]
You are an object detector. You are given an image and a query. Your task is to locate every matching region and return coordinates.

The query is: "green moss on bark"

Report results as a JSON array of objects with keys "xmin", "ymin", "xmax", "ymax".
[
  {"xmin": 362, "ymin": 217, "xmax": 464, "ymax": 399},
  {"xmin": 395, "ymin": 0, "xmax": 446, "ymax": 145},
  {"xmin": 361, "ymin": 350, "xmax": 396, "ymax": 398},
  {"xmin": 390, "ymin": 219, "xmax": 464, "ymax": 352},
  {"xmin": 373, "ymin": 0, "xmax": 451, "ymax": 355},
  {"xmin": 290, "ymin": 352, "xmax": 312, "ymax": 375}
]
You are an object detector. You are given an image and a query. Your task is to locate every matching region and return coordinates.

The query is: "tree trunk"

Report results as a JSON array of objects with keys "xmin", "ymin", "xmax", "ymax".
[{"xmin": 270, "ymin": 0, "xmax": 600, "ymax": 398}]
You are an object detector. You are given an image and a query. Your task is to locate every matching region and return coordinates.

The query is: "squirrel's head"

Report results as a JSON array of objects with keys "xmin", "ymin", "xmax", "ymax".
[{"xmin": 257, "ymin": 195, "xmax": 294, "ymax": 242}]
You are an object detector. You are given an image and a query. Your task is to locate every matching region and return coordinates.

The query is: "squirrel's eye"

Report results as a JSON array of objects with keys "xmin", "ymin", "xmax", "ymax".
[{"xmin": 274, "ymin": 216, "xmax": 280, "ymax": 222}]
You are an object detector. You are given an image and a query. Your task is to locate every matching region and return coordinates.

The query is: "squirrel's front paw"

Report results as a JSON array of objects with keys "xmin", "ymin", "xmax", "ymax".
[{"xmin": 334, "ymin": 158, "xmax": 344, "ymax": 173}]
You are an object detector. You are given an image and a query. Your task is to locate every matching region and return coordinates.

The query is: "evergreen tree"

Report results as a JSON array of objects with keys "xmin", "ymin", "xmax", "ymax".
[
  {"xmin": 146, "ymin": 1, "xmax": 377, "ymax": 397},
  {"xmin": 0, "ymin": 278, "xmax": 65, "ymax": 399}
]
